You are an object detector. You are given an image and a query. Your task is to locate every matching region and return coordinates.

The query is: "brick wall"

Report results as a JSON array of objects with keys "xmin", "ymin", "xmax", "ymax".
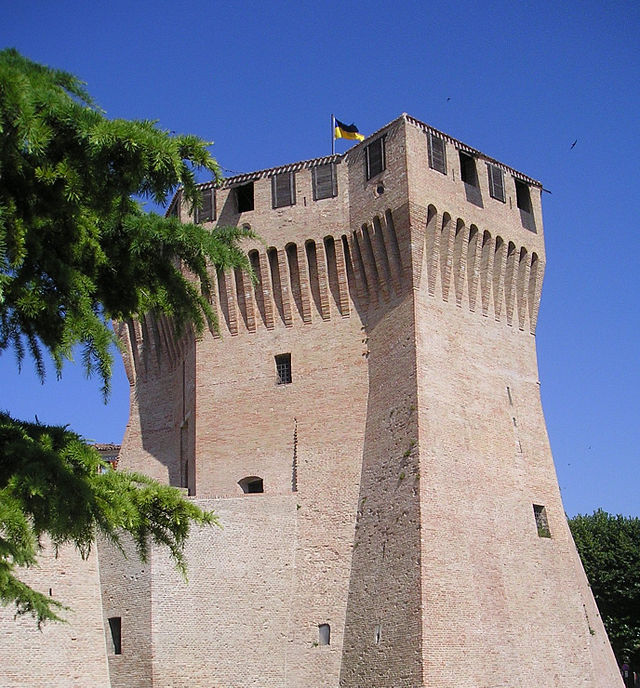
[{"xmin": 0, "ymin": 542, "xmax": 110, "ymax": 688}]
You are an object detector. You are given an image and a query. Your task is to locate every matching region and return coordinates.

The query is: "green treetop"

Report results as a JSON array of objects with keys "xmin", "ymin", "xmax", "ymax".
[
  {"xmin": 0, "ymin": 48, "xmax": 252, "ymax": 624},
  {"xmin": 570, "ymin": 509, "xmax": 640, "ymax": 670}
]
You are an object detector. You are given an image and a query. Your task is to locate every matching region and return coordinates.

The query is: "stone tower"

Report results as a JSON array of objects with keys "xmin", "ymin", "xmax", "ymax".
[{"xmin": 101, "ymin": 114, "xmax": 622, "ymax": 687}]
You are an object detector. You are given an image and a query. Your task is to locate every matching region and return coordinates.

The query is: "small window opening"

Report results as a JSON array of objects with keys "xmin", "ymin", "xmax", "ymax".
[
  {"xmin": 275, "ymin": 353, "xmax": 292, "ymax": 385},
  {"xmin": 533, "ymin": 504, "xmax": 551, "ymax": 538},
  {"xmin": 236, "ymin": 182, "xmax": 254, "ymax": 213},
  {"xmin": 515, "ymin": 179, "xmax": 535, "ymax": 231},
  {"xmin": 272, "ymin": 172, "xmax": 296, "ymax": 208},
  {"xmin": 428, "ymin": 132, "xmax": 447, "ymax": 174},
  {"xmin": 374, "ymin": 624, "xmax": 382, "ymax": 644},
  {"xmin": 108, "ymin": 616, "xmax": 122, "ymax": 655},
  {"xmin": 239, "ymin": 476, "xmax": 264, "ymax": 493},
  {"xmin": 487, "ymin": 164, "xmax": 505, "ymax": 202},
  {"xmin": 366, "ymin": 137, "xmax": 385, "ymax": 180},
  {"xmin": 318, "ymin": 623, "xmax": 331, "ymax": 646},
  {"xmin": 515, "ymin": 179, "xmax": 531, "ymax": 212},
  {"xmin": 459, "ymin": 151, "xmax": 478, "ymax": 186}
]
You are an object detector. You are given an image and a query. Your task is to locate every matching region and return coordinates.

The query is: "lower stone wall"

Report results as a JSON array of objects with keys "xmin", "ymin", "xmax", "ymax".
[
  {"xmin": 0, "ymin": 542, "xmax": 110, "ymax": 688},
  {"xmin": 148, "ymin": 495, "xmax": 299, "ymax": 688}
]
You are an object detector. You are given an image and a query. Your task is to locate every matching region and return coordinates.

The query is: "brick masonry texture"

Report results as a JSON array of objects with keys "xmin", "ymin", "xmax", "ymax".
[{"xmin": 0, "ymin": 114, "xmax": 622, "ymax": 687}]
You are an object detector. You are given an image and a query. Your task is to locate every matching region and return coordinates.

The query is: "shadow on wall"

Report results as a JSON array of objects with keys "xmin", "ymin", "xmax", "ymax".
[{"xmin": 339, "ymin": 298, "xmax": 423, "ymax": 687}]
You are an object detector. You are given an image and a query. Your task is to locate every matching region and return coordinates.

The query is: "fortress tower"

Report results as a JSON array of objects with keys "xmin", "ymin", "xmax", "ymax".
[{"xmin": 101, "ymin": 114, "xmax": 622, "ymax": 687}]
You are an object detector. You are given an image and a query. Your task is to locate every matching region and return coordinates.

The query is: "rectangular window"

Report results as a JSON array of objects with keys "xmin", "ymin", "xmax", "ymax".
[
  {"xmin": 236, "ymin": 182, "xmax": 254, "ymax": 213},
  {"xmin": 194, "ymin": 188, "xmax": 215, "ymax": 224},
  {"xmin": 515, "ymin": 179, "xmax": 531, "ymax": 212},
  {"xmin": 515, "ymin": 179, "xmax": 536, "ymax": 231},
  {"xmin": 318, "ymin": 623, "xmax": 331, "ymax": 646},
  {"xmin": 312, "ymin": 163, "xmax": 338, "ymax": 200},
  {"xmin": 366, "ymin": 137, "xmax": 385, "ymax": 180},
  {"xmin": 533, "ymin": 504, "xmax": 551, "ymax": 538},
  {"xmin": 272, "ymin": 172, "xmax": 296, "ymax": 208},
  {"xmin": 487, "ymin": 164, "xmax": 505, "ymax": 202},
  {"xmin": 428, "ymin": 132, "xmax": 447, "ymax": 174},
  {"xmin": 108, "ymin": 616, "xmax": 122, "ymax": 655},
  {"xmin": 459, "ymin": 151, "xmax": 478, "ymax": 186},
  {"xmin": 275, "ymin": 353, "xmax": 292, "ymax": 385}
]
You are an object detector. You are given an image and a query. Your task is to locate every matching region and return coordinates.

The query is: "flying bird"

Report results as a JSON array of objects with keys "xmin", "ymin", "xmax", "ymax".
[{"xmin": 570, "ymin": 139, "xmax": 577, "ymax": 149}]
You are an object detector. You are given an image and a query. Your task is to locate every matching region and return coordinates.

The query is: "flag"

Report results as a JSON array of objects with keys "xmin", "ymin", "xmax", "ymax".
[{"xmin": 334, "ymin": 118, "xmax": 364, "ymax": 141}]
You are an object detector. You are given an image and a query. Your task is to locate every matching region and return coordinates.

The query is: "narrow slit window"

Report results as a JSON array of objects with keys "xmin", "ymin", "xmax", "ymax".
[
  {"xmin": 108, "ymin": 616, "xmax": 122, "ymax": 655},
  {"xmin": 374, "ymin": 624, "xmax": 382, "ymax": 644},
  {"xmin": 487, "ymin": 164, "xmax": 505, "ymax": 202},
  {"xmin": 272, "ymin": 172, "xmax": 296, "ymax": 208},
  {"xmin": 236, "ymin": 182, "xmax": 254, "ymax": 213},
  {"xmin": 312, "ymin": 163, "xmax": 338, "ymax": 200},
  {"xmin": 533, "ymin": 504, "xmax": 551, "ymax": 538},
  {"xmin": 366, "ymin": 137, "xmax": 385, "ymax": 180},
  {"xmin": 275, "ymin": 353, "xmax": 292, "ymax": 385},
  {"xmin": 194, "ymin": 188, "xmax": 215, "ymax": 223},
  {"xmin": 318, "ymin": 623, "xmax": 331, "ymax": 646},
  {"xmin": 428, "ymin": 132, "xmax": 447, "ymax": 174}
]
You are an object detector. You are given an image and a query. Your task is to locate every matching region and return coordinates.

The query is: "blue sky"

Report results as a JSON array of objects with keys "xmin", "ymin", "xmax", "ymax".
[{"xmin": 1, "ymin": 0, "xmax": 638, "ymax": 517}]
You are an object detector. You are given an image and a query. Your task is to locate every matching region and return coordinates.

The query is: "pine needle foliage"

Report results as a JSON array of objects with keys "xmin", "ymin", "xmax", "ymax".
[
  {"xmin": 0, "ymin": 48, "xmax": 253, "ymax": 394},
  {"xmin": 0, "ymin": 49, "xmax": 251, "ymax": 624},
  {"xmin": 0, "ymin": 412, "xmax": 216, "ymax": 626}
]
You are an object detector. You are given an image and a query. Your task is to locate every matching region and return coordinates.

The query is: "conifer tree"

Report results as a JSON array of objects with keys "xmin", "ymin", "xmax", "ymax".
[{"xmin": 0, "ymin": 49, "xmax": 252, "ymax": 624}]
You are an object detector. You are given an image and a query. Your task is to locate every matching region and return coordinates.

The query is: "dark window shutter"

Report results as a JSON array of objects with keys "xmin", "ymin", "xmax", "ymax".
[
  {"xmin": 366, "ymin": 137, "xmax": 385, "ymax": 180},
  {"xmin": 273, "ymin": 172, "xmax": 295, "ymax": 208},
  {"xmin": 488, "ymin": 165, "xmax": 505, "ymax": 201},
  {"xmin": 195, "ymin": 188, "xmax": 214, "ymax": 223},
  {"xmin": 313, "ymin": 163, "xmax": 337, "ymax": 200},
  {"xmin": 167, "ymin": 191, "xmax": 181, "ymax": 218},
  {"xmin": 428, "ymin": 133, "xmax": 447, "ymax": 174}
]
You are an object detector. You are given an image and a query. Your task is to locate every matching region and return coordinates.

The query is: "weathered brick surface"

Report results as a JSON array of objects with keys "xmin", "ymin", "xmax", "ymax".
[
  {"xmin": 1, "ymin": 115, "xmax": 621, "ymax": 687},
  {"xmin": 0, "ymin": 542, "xmax": 110, "ymax": 688}
]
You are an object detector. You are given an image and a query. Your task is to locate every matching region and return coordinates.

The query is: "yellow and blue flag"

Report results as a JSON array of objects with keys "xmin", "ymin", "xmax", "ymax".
[{"xmin": 334, "ymin": 118, "xmax": 365, "ymax": 141}]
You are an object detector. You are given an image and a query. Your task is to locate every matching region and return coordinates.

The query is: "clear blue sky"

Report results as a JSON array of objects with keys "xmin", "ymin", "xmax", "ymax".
[{"xmin": 1, "ymin": 0, "xmax": 638, "ymax": 517}]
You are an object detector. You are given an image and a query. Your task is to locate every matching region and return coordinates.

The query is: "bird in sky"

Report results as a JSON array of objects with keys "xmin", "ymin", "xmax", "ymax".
[{"xmin": 570, "ymin": 139, "xmax": 577, "ymax": 149}]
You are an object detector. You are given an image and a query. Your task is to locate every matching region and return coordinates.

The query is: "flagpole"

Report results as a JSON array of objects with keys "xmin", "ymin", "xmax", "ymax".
[{"xmin": 331, "ymin": 114, "xmax": 335, "ymax": 156}]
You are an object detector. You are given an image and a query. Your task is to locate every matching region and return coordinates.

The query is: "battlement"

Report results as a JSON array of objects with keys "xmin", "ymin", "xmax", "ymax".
[{"xmin": 132, "ymin": 115, "xmax": 546, "ymax": 383}]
